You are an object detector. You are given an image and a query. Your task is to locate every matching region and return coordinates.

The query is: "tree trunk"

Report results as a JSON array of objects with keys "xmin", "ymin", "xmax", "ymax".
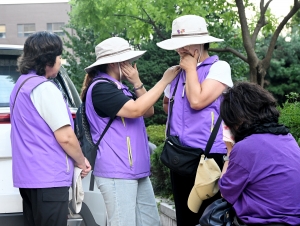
[
  {"xmin": 249, "ymin": 65, "xmax": 258, "ymax": 84},
  {"xmin": 257, "ymin": 61, "xmax": 267, "ymax": 87},
  {"xmin": 249, "ymin": 60, "xmax": 267, "ymax": 87}
]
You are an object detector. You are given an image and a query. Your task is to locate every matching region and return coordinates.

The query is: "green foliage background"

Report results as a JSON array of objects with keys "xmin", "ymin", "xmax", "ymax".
[
  {"xmin": 147, "ymin": 125, "xmax": 172, "ymax": 198},
  {"xmin": 62, "ymin": 25, "xmax": 97, "ymax": 92},
  {"xmin": 69, "ymin": 0, "xmax": 241, "ymax": 43},
  {"xmin": 260, "ymin": 35, "xmax": 300, "ymax": 105},
  {"xmin": 136, "ymin": 32, "xmax": 178, "ymax": 125},
  {"xmin": 147, "ymin": 124, "xmax": 166, "ymax": 145},
  {"xmin": 150, "ymin": 144, "xmax": 173, "ymax": 198},
  {"xmin": 278, "ymin": 93, "xmax": 300, "ymax": 145}
]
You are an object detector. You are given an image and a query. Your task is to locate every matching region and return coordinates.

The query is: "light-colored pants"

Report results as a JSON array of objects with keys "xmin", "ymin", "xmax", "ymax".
[{"xmin": 95, "ymin": 176, "xmax": 160, "ymax": 226}]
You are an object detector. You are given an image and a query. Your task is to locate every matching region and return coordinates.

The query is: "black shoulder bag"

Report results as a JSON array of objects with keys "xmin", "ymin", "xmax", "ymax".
[
  {"xmin": 160, "ymin": 77, "xmax": 222, "ymax": 176},
  {"xmin": 199, "ymin": 198, "xmax": 234, "ymax": 226}
]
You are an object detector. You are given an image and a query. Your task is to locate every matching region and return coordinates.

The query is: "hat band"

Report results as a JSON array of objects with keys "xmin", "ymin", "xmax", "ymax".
[
  {"xmin": 96, "ymin": 47, "xmax": 132, "ymax": 60},
  {"xmin": 171, "ymin": 32, "xmax": 209, "ymax": 38}
]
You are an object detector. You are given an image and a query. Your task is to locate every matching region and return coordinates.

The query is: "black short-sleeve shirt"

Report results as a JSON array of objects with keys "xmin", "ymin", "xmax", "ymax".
[{"xmin": 91, "ymin": 82, "xmax": 132, "ymax": 118}]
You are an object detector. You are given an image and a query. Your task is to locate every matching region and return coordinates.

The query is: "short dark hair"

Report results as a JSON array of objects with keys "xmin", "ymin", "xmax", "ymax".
[
  {"xmin": 92, "ymin": 64, "xmax": 108, "ymax": 74},
  {"xmin": 204, "ymin": 43, "xmax": 209, "ymax": 50},
  {"xmin": 17, "ymin": 31, "xmax": 63, "ymax": 76},
  {"xmin": 220, "ymin": 82, "xmax": 279, "ymax": 140}
]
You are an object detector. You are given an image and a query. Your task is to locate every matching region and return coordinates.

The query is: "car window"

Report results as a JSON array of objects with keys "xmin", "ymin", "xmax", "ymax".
[
  {"xmin": 51, "ymin": 75, "xmax": 75, "ymax": 108},
  {"xmin": 0, "ymin": 55, "xmax": 78, "ymax": 108},
  {"xmin": 0, "ymin": 56, "xmax": 19, "ymax": 107},
  {"xmin": 58, "ymin": 67, "xmax": 81, "ymax": 108}
]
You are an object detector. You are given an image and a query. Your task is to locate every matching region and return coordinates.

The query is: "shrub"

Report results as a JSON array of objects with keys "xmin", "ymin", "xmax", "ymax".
[
  {"xmin": 278, "ymin": 92, "xmax": 300, "ymax": 145},
  {"xmin": 147, "ymin": 124, "xmax": 173, "ymax": 199},
  {"xmin": 150, "ymin": 143, "xmax": 173, "ymax": 199},
  {"xmin": 146, "ymin": 124, "xmax": 166, "ymax": 146}
]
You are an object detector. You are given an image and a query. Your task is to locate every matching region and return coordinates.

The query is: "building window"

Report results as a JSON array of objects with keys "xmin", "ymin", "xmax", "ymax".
[
  {"xmin": 0, "ymin": 25, "xmax": 6, "ymax": 38},
  {"xmin": 17, "ymin": 24, "xmax": 35, "ymax": 37},
  {"xmin": 47, "ymin": 22, "xmax": 65, "ymax": 36}
]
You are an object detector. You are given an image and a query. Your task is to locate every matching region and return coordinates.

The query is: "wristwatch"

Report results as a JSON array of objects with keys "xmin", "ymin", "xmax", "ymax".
[{"xmin": 223, "ymin": 155, "xmax": 230, "ymax": 163}]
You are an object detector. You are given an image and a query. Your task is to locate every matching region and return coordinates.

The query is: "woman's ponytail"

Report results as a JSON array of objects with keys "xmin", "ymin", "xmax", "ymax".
[
  {"xmin": 80, "ymin": 72, "xmax": 95, "ymax": 101},
  {"xmin": 80, "ymin": 64, "xmax": 108, "ymax": 101}
]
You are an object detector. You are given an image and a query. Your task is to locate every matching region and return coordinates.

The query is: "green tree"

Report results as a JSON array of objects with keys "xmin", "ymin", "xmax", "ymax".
[
  {"xmin": 278, "ymin": 92, "xmax": 300, "ymax": 145},
  {"xmin": 136, "ymin": 32, "xmax": 178, "ymax": 125},
  {"xmin": 287, "ymin": 5, "xmax": 300, "ymax": 34},
  {"xmin": 69, "ymin": 0, "xmax": 300, "ymax": 86},
  {"xmin": 69, "ymin": 0, "xmax": 236, "ymax": 42},
  {"xmin": 69, "ymin": 0, "xmax": 249, "ymax": 82},
  {"xmin": 259, "ymin": 33, "xmax": 300, "ymax": 105},
  {"xmin": 62, "ymin": 24, "xmax": 98, "ymax": 92},
  {"xmin": 150, "ymin": 143, "xmax": 173, "ymax": 198}
]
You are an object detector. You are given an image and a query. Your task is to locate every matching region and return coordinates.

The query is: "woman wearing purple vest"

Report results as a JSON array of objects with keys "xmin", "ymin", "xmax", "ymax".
[
  {"xmin": 219, "ymin": 82, "xmax": 300, "ymax": 225},
  {"xmin": 81, "ymin": 37, "xmax": 179, "ymax": 226},
  {"xmin": 10, "ymin": 31, "xmax": 91, "ymax": 226},
  {"xmin": 157, "ymin": 15, "xmax": 233, "ymax": 225}
]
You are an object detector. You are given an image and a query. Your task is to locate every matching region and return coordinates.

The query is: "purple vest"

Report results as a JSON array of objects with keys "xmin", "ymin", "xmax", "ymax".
[
  {"xmin": 10, "ymin": 72, "xmax": 74, "ymax": 188},
  {"xmin": 85, "ymin": 73, "xmax": 150, "ymax": 179},
  {"xmin": 169, "ymin": 55, "xmax": 226, "ymax": 153}
]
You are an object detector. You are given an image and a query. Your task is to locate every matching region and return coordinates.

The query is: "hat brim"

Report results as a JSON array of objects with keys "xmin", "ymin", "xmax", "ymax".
[
  {"xmin": 188, "ymin": 186, "xmax": 204, "ymax": 213},
  {"xmin": 157, "ymin": 36, "xmax": 223, "ymax": 50},
  {"xmin": 187, "ymin": 181, "xmax": 220, "ymax": 213},
  {"xmin": 72, "ymin": 167, "xmax": 84, "ymax": 213},
  {"xmin": 187, "ymin": 156, "xmax": 221, "ymax": 213},
  {"xmin": 85, "ymin": 50, "xmax": 146, "ymax": 73}
]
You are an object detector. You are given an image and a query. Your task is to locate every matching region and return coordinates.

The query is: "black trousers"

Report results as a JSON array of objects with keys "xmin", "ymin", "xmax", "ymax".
[
  {"xmin": 170, "ymin": 153, "xmax": 224, "ymax": 226},
  {"xmin": 19, "ymin": 187, "xmax": 69, "ymax": 226}
]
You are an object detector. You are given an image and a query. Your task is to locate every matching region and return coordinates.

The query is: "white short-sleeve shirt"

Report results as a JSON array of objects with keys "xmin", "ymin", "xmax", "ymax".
[{"xmin": 30, "ymin": 81, "xmax": 71, "ymax": 132}]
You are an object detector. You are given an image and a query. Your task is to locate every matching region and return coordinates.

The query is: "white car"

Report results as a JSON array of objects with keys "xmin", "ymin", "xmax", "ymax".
[{"xmin": 0, "ymin": 45, "xmax": 107, "ymax": 226}]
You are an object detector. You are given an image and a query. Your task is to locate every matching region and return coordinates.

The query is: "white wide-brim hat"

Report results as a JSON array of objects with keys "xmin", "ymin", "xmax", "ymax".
[
  {"xmin": 72, "ymin": 167, "xmax": 84, "ymax": 213},
  {"xmin": 157, "ymin": 15, "xmax": 223, "ymax": 50},
  {"xmin": 85, "ymin": 37, "xmax": 146, "ymax": 73}
]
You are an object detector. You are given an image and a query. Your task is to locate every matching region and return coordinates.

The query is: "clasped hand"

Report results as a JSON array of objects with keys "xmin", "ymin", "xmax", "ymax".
[
  {"xmin": 121, "ymin": 62, "xmax": 141, "ymax": 87},
  {"xmin": 77, "ymin": 157, "xmax": 92, "ymax": 178},
  {"xmin": 179, "ymin": 49, "xmax": 200, "ymax": 72}
]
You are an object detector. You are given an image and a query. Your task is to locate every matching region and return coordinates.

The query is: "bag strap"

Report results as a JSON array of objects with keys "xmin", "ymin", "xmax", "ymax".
[
  {"xmin": 166, "ymin": 76, "xmax": 180, "ymax": 136},
  {"xmin": 89, "ymin": 117, "xmax": 115, "ymax": 191},
  {"xmin": 87, "ymin": 77, "xmax": 117, "ymax": 146},
  {"xmin": 165, "ymin": 75, "xmax": 223, "ymax": 156},
  {"xmin": 12, "ymin": 75, "xmax": 40, "ymax": 112},
  {"xmin": 86, "ymin": 77, "xmax": 117, "ymax": 191},
  {"xmin": 204, "ymin": 115, "xmax": 222, "ymax": 156},
  {"xmin": 95, "ymin": 117, "xmax": 114, "ymax": 146}
]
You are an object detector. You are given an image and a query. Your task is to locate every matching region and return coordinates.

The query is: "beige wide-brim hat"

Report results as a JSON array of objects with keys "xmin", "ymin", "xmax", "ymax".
[
  {"xmin": 72, "ymin": 167, "xmax": 84, "ymax": 213},
  {"xmin": 157, "ymin": 15, "xmax": 223, "ymax": 50},
  {"xmin": 188, "ymin": 155, "xmax": 221, "ymax": 213},
  {"xmin": 85, "ymin": 37, "xmax": 146, "ymax": 73}
]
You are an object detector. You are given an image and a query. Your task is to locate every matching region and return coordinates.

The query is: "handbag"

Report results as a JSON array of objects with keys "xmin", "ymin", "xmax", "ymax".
[
  {"xmin": 199, "ymin": 198, "xmax": 234, "ymax": 226},
  {"xmin": 200, "ymin": 198, "xmax": 289, "ymax": 226},
  {"xmin": 161, "ymin": 135, "xmax": 203, "ymax": 176},
  {"xmin": 160, "ymin": 76, "xmax": 222, "ymax": 176}
]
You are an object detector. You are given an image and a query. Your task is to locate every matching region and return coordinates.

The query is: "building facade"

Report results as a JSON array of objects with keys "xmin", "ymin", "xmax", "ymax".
[{"xmin": 0, "ymin": 2, "xmax": 72, "ymax": 45}]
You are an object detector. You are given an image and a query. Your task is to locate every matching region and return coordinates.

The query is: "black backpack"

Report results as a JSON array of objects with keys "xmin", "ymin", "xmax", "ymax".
[{"xmin": 74, "ymin": 78, "xmax": 116, "ymax": 190}]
